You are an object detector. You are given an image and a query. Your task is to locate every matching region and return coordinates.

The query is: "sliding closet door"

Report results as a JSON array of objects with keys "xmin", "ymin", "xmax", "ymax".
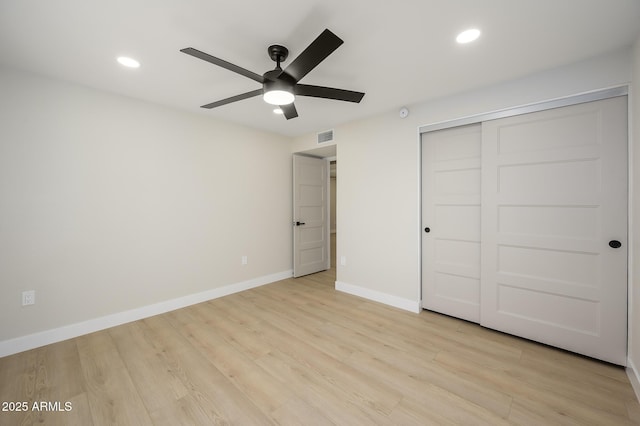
[
  {"xmin": 422, "ymin": 124, "xmax": 481, "ymax": 323},
  {"xmin": 480, "ymin": 96, "xmax": 628, "ymax": 365}
]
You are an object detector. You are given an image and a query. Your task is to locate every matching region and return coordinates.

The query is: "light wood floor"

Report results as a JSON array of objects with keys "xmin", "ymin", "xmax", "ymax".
[{"xmin": 2, "ymin": 246, "xmax": 640, "ymax": 424}]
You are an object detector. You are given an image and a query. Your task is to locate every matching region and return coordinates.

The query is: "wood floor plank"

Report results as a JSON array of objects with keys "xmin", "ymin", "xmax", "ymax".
[
  {"xmin": 140, "ymin": 313, "xmax": 275, "ymax": 425},
  {"xmin": 628, "ymin": 397, "xmax": 640, "ymax": 423},
  {"xmin": 234, "ymin": 294, "xmax": 405, "ymax": 416},
  {"xmin": 247, "ymin": 281, "xmax": 436, "ymax": 361},
  {"xmin": 520, "ymin": 344, "xmax": 633, "ymax": 386},
  {"xmin": 2, "ymin": 257, "xmax": 639, "ymax": 425},
  {"xmin": 0, "ymin": 339, "xmax": 93, "ymax": 425},
  {"xmin": 435, "ymin": 349, "xmax": 635, "ymax": 425},
  {"xmin": 107, "ymin": 321, "xmax": 211, "ymax": 425},
  {"xmin": 241, "ymin": 286, "xmax": 513, "ymax": 419},
  {"xmin": 391, "ymin": 393, "xmax": 511, "ymax": 426},
  {"xmin": 76, "ymin": 330, "xmax": 153, "ymax": 425},
  {"xmin": 255, "ymin": 348, "xmax": 393, "ymax": 425},
  {"xmin": 232, "ymin": 291, "xmax": 357, "ymax": 361},
  {"xmin": 242, "ymin": 279, "xmax": 511, "ymax": 421},
  {"xmin": 245, "ymin": 307, "xmax": 405, "ymax": 418},
  {"xmin": 349, "ymin": 350, "xmax": 512, "ymax": 425},
  {"xmin": 165, "ymin": 307, "xmax": 289, "ymax": 419},
  {"xmin": 507, "ymin": 398, "xmax": 585, "ymax": 426}
]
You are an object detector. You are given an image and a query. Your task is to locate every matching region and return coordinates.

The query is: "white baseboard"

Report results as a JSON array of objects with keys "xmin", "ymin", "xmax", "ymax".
[
  {"xmin": 335, "ymin": 281, "xmax": 421, "ymax": 313},
  {"xmin": 0, "ymin": 270, "xmax": 292, "ymax": 358},
  {"xmin": 627, "ymin": 358, "xmax": 640, "ymax": 403}
]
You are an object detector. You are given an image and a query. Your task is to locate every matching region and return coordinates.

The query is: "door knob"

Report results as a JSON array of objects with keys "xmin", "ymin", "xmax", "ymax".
[
  {"xmin": 295, "ymin": 221, "xmax": 306, "ymax": 226},
  {"xmin": 609, "ymin": 240, "xmax": 622, "ymax": 248},
  {"xmin": 424, "ymin": 227, "xmax": 430, "ymax": 233}
]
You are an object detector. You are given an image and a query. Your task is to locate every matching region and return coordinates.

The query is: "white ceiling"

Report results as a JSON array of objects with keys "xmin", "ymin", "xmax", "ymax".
[{"xmin": 1, "ymin": 1, "xmax": 639, "ymax": 137}]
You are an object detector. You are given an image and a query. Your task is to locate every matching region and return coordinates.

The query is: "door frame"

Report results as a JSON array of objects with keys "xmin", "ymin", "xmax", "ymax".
[{"xmin": 418, "ymin": 86, "xmax": 628, "ymax": 134}]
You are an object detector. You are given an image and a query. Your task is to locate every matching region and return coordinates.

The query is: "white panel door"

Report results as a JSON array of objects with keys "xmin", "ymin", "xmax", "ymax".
[
  {"xmin": 422, "ymin": 124, "xmax": 482, "ymax": 323},
  {"xmin": 293, "ymin": 155, "xmax": 329, "ymax": 278},
  {"xmin": 480, "ymin": 96, "xmax": 628, "ymax": 365}
]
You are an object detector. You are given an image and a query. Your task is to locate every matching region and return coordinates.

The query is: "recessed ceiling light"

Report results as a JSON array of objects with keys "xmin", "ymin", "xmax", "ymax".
[
  {"xmin": 456, "ymin": 28, "xmax": 481, "ymax": 44},
  {"xmin": 117, "ymin": 56, "xmax": 140, "ymax": 68},
  {"xmin": 273, "ymin": 108, "xmax": 284, "ymax": 115}
]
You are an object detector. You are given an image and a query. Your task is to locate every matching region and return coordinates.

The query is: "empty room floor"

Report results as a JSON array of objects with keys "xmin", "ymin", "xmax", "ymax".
[{"xmin": 1, "ymin": 257, "xmax": 639, "ymax": 424}]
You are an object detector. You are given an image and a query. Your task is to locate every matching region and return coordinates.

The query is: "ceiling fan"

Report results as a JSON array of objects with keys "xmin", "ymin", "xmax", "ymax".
[{"xmin": 180, "ymin": 29, "xmax": 365, "ymax": 120}]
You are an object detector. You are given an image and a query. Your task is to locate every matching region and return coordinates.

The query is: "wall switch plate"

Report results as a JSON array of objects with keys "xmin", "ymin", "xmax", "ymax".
[
  {"xmin": 340, "ymin": 256, "xmax": 347, "ymax": 266},
  {"xmin": 241, "ymin": 255, "xmax": 248, "ymax": 265},
  {"xmin": 22, "ymin": 290, "xmax": 35, "ymax": 306}
]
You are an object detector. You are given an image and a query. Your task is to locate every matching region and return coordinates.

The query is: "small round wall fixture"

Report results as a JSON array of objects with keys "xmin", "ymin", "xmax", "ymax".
[{"xmin": 399, "ymin": 107, "xmax": 409, "ymax": 119}]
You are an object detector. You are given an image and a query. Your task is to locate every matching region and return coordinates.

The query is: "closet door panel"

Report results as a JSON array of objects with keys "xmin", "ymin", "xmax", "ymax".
[
  {"xmin": 422, "ymin": 124, "xmax": 481, "ymax": 323},
  {"xmin": 480, "ymin": 96, "xmax": 628, "ymax": 365}
]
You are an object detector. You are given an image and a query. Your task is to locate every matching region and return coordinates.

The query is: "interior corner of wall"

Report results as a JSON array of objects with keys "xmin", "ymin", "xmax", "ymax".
[
  {"xmin": 334, "ymin": 280, "xmax": 421, "ymax": 313},
  {"xmin": 627, "ymin": 357, "xmax": 640, "ymax": 403}
]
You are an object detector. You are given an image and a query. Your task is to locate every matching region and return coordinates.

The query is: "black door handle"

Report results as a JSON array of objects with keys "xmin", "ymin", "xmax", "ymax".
[
  {"xmin": 609, "ymin": 240, "xmax": 622, "ymax": 248},
  {"xmin": 295, "ymin": 221, "xmax": 306, "ymax": 226},
  {"xmin": 424, "ymin": 227, "xmax": 430, "ymax": 233}
]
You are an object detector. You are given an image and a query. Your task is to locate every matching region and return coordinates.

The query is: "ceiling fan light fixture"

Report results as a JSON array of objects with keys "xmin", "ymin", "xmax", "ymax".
[
  {"xmin": 263, "ymin": 76, "xmax": 295, "ymax": 105},
  {"xmin": 263, "ymin": 89, "xmax": 295, "ymax": 105}
]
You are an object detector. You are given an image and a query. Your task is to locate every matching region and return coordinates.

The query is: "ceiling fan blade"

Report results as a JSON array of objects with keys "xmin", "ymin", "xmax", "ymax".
[
  {"xmin": 181, "ymin": 47, "xmax": 264, "ymax": 84},
  {"xmin": 280, "ymin": 103, "xmax": 298, "ymax": 120},
  {"xmin": 295, "ymin": 84, "xmax": 365, "ymax": 103},
  {"xmin": 201, "ymin": 89, "xmax": 263, "ymax": 109},
  {"xmin": 283, "ymin": 29, "xmax": 343, "ymax": 82}
]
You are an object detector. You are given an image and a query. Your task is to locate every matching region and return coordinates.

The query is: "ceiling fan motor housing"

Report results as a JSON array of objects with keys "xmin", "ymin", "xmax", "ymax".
[
  {"xmin": 263, "ymin": 70, "xmax": 295, "ymax": 89},
  {"xmin": 268, "ymin": 45, "xmax": 289, "ymax": 64}
]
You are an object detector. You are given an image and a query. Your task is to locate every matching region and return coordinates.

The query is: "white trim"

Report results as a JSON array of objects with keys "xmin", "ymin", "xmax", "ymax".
[
  {"xmin": 627, "ymin": 359, "xmax": 640, "ymax": 403},
  {"xmin": 325, "ymin": 157, "xmax": 332, "ymax": 271},
  {"xmin": 0, "ymin": 270, "xmax": 292, "ymax": 358},
  {"xmin": 418, "ymin": 85, "xmax": 629, "ymax": 134},
  {"xmin": 417, "ymin": 125, "xmax": 424, "ymax": 304},
  {"xmin": 627, "ymin": 88, "xmax": 635, "ymax": 384},
  {"xmin": 335, "ymin": 281, "xmax": 421, "ymax": 313}
]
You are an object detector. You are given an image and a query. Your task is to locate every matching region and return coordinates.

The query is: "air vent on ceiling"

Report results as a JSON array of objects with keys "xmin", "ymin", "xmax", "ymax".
[{"xmin": 317, "ymin": 129, "xmax": 334, "ymax": 144}]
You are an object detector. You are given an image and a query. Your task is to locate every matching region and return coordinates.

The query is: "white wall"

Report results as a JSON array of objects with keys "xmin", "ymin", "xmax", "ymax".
[
  {"xmin": 630, "ymin": 35, "xmax": 640, "ymax": 393},
  {"xmin": 292, "ymin": 47, "xmax": 633, "ymax": 311},
  {"xmin": 0, "ymin": 67, "xmax": 292, "ymax": 346}
]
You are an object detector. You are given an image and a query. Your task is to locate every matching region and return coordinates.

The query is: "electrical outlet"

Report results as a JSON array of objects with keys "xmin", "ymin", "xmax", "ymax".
[
  {"xmin": 241, "ymin": 255, "xmax": 248, "ymax": 265},
  {"xmin": 22, "ymin": 290, "xmax": 35, "ymax": 306}
]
